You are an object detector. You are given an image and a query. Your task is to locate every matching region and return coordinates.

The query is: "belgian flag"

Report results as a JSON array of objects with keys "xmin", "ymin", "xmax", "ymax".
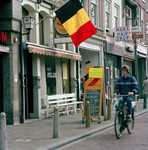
[{"xmin": 55, "ymin": 0, "xmax": 97, "ymax": 47}]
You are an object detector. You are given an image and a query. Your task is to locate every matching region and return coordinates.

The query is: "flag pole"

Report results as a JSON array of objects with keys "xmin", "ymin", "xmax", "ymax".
[{"xmin": 33, "ymin": 0, "xmax": 69, "ymax": 28}]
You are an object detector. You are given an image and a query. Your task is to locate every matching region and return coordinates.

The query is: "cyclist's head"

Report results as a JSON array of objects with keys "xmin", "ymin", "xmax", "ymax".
[{"xmin": 121, "ymin": 65, "xmax": 130, "ymax": 74}]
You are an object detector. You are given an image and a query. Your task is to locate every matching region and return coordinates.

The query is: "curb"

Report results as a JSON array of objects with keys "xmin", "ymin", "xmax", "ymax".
[{"xmin": 37, "ymin": 109, "xmax": 148, "ymax": 150}]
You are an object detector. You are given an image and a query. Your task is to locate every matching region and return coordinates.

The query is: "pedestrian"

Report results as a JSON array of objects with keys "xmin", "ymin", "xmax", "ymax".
[
  {"xmin": 142, "ymin": 76, "xmax": 148, "ymax": 100},
  {"xmin": 113, "ymin": 65, "xmax": 139, "ymax": 122},
  {"xmin": 80, "ymin": 76, "xmax": 85, "ymax": 101}
]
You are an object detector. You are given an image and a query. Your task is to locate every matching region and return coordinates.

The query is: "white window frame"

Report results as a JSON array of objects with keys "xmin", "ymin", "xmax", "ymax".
[
  {"xmin": 125, "ymin": 6, "xmax": 132, "ymax": 27},
  {"xmin": 91, "ymin": 0, "xmax": 99, "ymax": 27},
  {"xmin": 105, "ymin": 0, "xmax": 110, "ymax": 31},
  {"xmin": 114, "ymin": 5, "xmax": 119, "ymax": 28}
]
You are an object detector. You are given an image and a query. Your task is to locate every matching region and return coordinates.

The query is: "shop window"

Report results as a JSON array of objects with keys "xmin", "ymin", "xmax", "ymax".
[
  {"xmin": 61, "ymin": 59, "xmax": 70, "ymax": 94},
  {"xmin": 46, "ymin": 56, "xmax": 56, "ymax": 95}
]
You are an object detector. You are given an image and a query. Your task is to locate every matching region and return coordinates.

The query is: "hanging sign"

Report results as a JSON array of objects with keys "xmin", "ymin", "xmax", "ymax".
[
  {"xmin": 114, "ymin": 26, "xmax": 132, "ymax": 41},
  {"xmin": 82, "ymin": 66, "xmax": 103, "ymax": 119}
]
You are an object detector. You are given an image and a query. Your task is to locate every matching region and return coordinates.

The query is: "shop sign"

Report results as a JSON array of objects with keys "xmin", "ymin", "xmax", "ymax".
[
  {"xmin": 114, "ymin": 26, "xmax": 132, "ymax": 41},
  {"xmin": 0, "ymin": 31, "xmax": 8, "ymax": 44}
]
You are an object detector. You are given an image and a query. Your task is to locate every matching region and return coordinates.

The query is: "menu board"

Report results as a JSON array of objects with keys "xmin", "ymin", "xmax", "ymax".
[{"xmin": 84, "ymin": 89, "xmax": 100, "ymax": 117}]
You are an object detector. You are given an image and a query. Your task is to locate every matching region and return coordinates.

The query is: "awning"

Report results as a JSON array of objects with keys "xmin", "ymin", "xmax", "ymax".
[
  {"xmin": 26, "ymin": 42, "xmax": 82, "ymax": 61},
  {"xmin": 0, "ymin": 45, "xmax": 9, "ymax": 53},
  {"xmin": 124, "ymin": 57, "xmax": 134, "ymax": 61}
]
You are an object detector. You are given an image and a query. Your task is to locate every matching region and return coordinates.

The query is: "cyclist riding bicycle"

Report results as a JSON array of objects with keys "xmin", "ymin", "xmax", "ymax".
[{"xmin": 113, "ymin": 65, "xmax": 139, "ymax": 122}]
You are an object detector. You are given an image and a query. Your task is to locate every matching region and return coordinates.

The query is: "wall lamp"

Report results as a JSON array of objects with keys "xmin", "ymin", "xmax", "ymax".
[{"xmin": 22, "ymin": 15, "xmax": 35, "ymax": 35}]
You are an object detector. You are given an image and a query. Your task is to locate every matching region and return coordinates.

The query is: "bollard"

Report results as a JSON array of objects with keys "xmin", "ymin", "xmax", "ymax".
[
  {"xmin": 53, "ymin": 107, "xmax": 60, "ymax": 138},
  {"xmin": 0, "ymin": 112, "xmax": 8, "ymax": 150},
  {"xmin": 107, "ymin": 99, "xmax": 111, "ymax": 120},
  {"xmin": 86, "ymin": 101, "xmax": 91, "ymax": 127},
  {"xmin": 143, "ymin": 93, "xmax": 147, "ymax": 109}
]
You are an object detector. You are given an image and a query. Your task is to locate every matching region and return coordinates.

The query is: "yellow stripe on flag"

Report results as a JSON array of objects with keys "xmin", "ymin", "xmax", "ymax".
[{"xmin": 63, "ymin": 8, "xmax": 90, "ymax": 36}]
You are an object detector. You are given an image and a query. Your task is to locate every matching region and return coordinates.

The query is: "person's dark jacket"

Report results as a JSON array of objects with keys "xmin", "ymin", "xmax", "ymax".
[{"xmin": 114, "ymin": 75, "xmax": 139, "ymax": 95}]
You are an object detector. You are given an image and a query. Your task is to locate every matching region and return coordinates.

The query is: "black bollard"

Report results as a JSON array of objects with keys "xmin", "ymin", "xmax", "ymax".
[{"xmin": 143, "ymin": 93, "xmax": 147, "ymax": 109}]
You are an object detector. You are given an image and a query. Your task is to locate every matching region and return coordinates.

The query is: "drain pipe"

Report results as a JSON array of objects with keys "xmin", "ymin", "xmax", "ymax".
[{"xmin": 20, "ymin": 20, "xmax": 25, "ymax": 123}]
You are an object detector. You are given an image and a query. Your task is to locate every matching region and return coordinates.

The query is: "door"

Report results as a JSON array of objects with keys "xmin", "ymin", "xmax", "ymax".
[{"xmin": 24, "ymin": 51, "xmax": 33, "ymax": 119}]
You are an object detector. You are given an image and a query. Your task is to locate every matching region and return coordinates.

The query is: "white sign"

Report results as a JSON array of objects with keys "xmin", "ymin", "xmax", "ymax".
[
  {"xmin": 132, "ymin": 27, "xmax": 141, "ymax": 33},
  {"xmin": 114, "ymin": 26, "xmax": 132, "ymax": 41}
]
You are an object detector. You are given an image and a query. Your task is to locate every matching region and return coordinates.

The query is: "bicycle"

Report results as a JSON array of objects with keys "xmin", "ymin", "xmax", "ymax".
[{"xmin": 113, "ymin": 94, "xmax": 136, "ymax": 139}]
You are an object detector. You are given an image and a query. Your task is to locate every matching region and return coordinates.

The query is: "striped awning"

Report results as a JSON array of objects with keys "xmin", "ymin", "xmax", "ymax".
[{"xmin": 26, "ymin": 42, "xmax": 82, "ymax": 61}]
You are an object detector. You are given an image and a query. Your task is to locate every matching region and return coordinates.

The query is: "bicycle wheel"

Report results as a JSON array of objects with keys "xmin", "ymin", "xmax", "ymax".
[
  {"xmin": 114, "ymin": 111, "xmax": 123, "ymax": 139},
  {"xmin": 127, "ymin": 109, "xmax": 134, "ymax": 134}
]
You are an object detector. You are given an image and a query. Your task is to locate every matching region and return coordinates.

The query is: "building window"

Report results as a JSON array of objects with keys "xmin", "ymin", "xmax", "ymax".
[
  {"xmin": 126, "ymin": 6, "xmax": 132, "ymax": 26},
  {"xmin": 91, "ymin": 0, "xmax": 98, "ymax": 26},
  {"xmin": 105, "ymin": 1, "xmax": 110, "ymax": 30},
  {"xmin": 141, "ymin": 8, "xmax": 145, "ymax": 43},
  {"xmin": 114, "ymin": 6, "xmax": 118, "ymax": 28}
]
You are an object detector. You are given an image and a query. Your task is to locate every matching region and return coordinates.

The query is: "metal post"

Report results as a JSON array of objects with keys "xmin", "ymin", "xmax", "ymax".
[
  {"xmin": 53, "ymin": 107, "xmax": 60, "ymax": 138},
  {"xmin": 143, "ymin": 93, "xmax": 147, "ymax": 109},
  {"xmin": 134, "ymin": 39, "xmax": 138, "ymax": 83},
  {"xmin": 20, "ymin": 20, "xmax": 25, "ymax": 123},
  {"xmin": 86, "ymin": 101, "xmax": 91, "ymax": 127},
  {"xmin": 135, "ymin": 95, "xmax": 138, "ymax": 111},
  {"xmin": 0, "ymin": 112, "xmax": 8, "ymax": 150},
  {"xmin": 107, "ymin": 99, "xmax": 111, "ymax": 120}
]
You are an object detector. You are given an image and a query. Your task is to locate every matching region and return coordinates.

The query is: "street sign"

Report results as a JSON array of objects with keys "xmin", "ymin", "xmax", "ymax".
[
  {"xmin": 131, "ymin": 27, "xmax": 141, "ymax": 33},
  {"xmin": 114, "ymin": 26, "xmax": 132, "ymax": 41},
  {"xmin": 132, "ymin": 34, "xmax": 144, "ymax": 39}
]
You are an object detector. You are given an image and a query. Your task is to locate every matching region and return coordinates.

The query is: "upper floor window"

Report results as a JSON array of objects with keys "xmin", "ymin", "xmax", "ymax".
[
  {"xmin": 105, "ymin": 1, "xmax": 110, "ymax": 30},
  {"xmin": 91, "ymin": 0, "xmax": 99, "ymax": 26},
  {"xmin": 114, "ymin": 6, "xmax": 118, "ymax": 28},
  {"xmin": 125, "ymin": 6, "xmax": 132, "ymax": 26}
]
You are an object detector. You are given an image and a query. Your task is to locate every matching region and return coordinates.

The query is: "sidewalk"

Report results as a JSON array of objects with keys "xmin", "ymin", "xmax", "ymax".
[{"xmin": 7, "ymin": 99, "xmax": 148, "ymax": 150}]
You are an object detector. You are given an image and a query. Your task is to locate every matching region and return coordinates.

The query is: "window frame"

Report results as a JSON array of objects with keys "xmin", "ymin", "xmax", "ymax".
[{"xmin": 105, "ymin": 0, "xmax": 110, "ymax": 31}]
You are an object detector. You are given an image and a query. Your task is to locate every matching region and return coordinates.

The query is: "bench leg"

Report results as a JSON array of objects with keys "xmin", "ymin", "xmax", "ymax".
[
  {"xmin": 66, "ymin": 105, "xmax": 69, "ymax": 116},
  {"xmin": 74, "ymin": 104, "xmax": 76, "ymax": 114}
]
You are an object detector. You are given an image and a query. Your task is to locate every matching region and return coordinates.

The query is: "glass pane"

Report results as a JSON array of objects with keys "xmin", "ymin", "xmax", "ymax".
[
  {"xmin": 46, "ymin": 56, "xmax": 56, "ymax": 95},
  {"xmin": 91, "ymin": 4, "xmax": 96, "ymax": 25},
  {"xmin": 61, "ymin": 59, "xmax": 70, "ymax": 94},
  {"xmin": 105, "ymin": 1, "xmax": 110, "ymax": 12},
  {"xmin": 91, "ymin": 0, "xmax": 97, "ymax": 4},
  {"xmin": 114, "ymin": 7, "xmax": 117, "ymax": 17},
  {"xmin": 105, "ymin": 13, "xmax": 109, "ymax": 28}
]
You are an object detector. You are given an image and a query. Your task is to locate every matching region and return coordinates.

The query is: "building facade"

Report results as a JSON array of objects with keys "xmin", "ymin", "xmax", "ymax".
[{"xmin": 0, "ymin": 0, "xmax": 147, "ymax": 125}]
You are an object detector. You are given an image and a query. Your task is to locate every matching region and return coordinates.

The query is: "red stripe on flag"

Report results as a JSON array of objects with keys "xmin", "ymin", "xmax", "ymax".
[
  {"xmin": 70, "ymin": 20, "xmax": 97, "ymax": 47},
  {"xmin": 88, "ymin": 78, "xmax": 100, "ymax": 86}
]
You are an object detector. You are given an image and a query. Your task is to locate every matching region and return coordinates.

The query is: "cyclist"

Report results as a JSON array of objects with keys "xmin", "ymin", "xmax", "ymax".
[{"xmin": 113, "ymin": 65, "xmax": 139, "ymax": 122}]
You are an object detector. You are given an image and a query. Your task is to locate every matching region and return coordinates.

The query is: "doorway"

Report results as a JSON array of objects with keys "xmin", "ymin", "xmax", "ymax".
[
  {"xmin": 0, "ymin": 53, "xmax": 3, "ymax": 112},
  {"xmin": 24, "ymin": 51, "xmax": 33, "ymax": 119}
]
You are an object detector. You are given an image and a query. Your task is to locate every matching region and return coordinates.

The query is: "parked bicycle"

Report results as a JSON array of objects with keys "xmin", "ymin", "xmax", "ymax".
[{"xmin": 113, "ymin": 94, "xmax": 136, "ymax": 139}]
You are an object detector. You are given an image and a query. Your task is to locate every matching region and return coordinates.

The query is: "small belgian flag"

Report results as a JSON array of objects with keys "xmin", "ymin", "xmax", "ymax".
[{"xmin": 55, "ymin": 0, "xmax": 97, "ymax": 47}]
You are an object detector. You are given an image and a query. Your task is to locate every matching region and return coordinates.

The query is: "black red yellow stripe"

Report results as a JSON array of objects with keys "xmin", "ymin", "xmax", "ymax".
[{"xmin": 55, "ymin": 0, "xmax": 97, "ymax": 47}]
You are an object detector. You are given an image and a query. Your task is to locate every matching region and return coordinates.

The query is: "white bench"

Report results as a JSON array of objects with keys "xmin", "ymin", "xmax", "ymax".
[{"xmin": 46, "ymin": 93, "xmax": 83, "ymax": 118}]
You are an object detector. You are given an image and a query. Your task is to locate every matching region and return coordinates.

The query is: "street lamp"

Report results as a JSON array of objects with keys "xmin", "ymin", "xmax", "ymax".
[{"xmin": 20, "ymin": 15, "xmax": 35, "ymax": 123}]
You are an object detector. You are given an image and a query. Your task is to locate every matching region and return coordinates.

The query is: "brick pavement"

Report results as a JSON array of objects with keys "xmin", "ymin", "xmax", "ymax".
[{"xmin": 6, "ymin": 99, "xmax": 148, "ymax": 150}]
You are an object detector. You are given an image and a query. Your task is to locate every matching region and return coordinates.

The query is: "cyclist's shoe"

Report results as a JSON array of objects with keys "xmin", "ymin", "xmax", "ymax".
[
  {"xmin": 119, "ymin": 126, "xmax": 124, "ymax": 133},
  {"xmin": 127, "ymin": 115, "xmax": 131, "ymax": 122}
]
